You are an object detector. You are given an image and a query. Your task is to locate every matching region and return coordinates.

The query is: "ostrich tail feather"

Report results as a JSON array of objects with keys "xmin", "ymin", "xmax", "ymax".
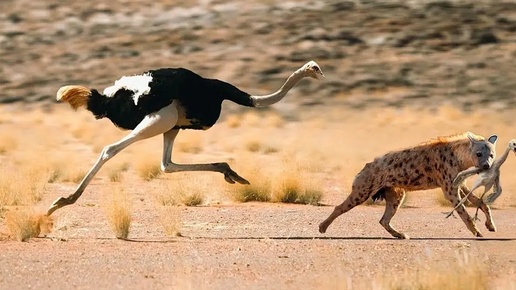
[{"xmin": 56, "ymin": 85, "xmax": 91, "ymax": 110}]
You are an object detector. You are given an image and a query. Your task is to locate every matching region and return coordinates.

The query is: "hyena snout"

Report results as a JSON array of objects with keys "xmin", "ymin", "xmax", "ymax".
[{"xmin": 482, "ymin": 163, "xmax": 490, "ymax": 170}]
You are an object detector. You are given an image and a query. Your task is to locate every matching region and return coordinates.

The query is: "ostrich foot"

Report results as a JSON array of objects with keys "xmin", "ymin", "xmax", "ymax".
[
  {"xmin": 223, "ymin": 170, "xmax": 250, "ymax": 185},
  {"xmin": 46, "ymin": 196, "xmax": 74, "ymax": 216}
]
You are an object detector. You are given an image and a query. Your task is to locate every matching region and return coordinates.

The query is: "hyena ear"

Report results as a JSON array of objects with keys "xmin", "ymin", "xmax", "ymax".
[
  {"xmin": 466, "ymin": 132, "xmax": 478, "ymax": 144},
  {"xmin": 487, "ymin": 135, "xmax": 498, "ymax": 145}
]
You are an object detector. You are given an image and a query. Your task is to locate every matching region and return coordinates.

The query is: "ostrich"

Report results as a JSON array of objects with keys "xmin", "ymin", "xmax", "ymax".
[
  {"xmin": 46, "ymin": 61, "xmax": 324, "ymax": 216},
  {"xmin": 446, "ymin": 139, "xmax": 516, "ymax": 219}
]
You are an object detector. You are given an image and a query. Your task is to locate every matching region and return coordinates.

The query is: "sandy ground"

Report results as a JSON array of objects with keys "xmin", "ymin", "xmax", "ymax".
[{"xmin": 3, "ymin": 198, "xmax": 516, "ymax": 289}]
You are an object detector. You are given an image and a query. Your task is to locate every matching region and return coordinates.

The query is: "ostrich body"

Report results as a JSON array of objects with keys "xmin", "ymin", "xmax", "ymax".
[
  {"xmin": 446, "ymin": 139, "xmax": 516, "ymax": 219},
  {"xmin": 47, "ymin": 61, "xmax": 324, "ymax": 216}
]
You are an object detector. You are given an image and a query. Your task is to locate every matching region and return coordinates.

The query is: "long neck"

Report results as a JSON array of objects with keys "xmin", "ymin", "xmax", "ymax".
[
  {"xmin": 250, "ymin": 69, "xmax": 305, "ymax": 107},
  {"xmin": 493, "ymin": 146, "xmax": 511, "ymax": 168}
]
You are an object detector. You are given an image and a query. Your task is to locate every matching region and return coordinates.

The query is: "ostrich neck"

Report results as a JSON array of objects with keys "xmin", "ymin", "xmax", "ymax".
[
  {"xmin": 493, "ymin": 146, "xmax": 511, "ymax": 168},
  {"xmin": 250, "ymin": 69, "xmax": 305, "ymax": 107}
]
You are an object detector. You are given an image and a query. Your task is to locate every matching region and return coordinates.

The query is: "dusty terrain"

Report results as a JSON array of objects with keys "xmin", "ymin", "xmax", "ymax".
[{"xmin": 2, "ymin": 0, "xmax": 516, "ymax": 289}]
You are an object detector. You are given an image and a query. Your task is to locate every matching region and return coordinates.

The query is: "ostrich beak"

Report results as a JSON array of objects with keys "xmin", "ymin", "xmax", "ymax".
[{"xmin": 315, "ymin": 72, "xmax": 325, "ymax": 80}]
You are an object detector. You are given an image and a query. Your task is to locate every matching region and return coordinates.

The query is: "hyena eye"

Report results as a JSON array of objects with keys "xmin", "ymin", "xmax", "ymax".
[
  {"xmin": 476, "ymin": 152, "xmax": 482, "ymax": 157},
  {"xmin": 489, "ymin": 154, "xmax": 494, "ymax": 158}
]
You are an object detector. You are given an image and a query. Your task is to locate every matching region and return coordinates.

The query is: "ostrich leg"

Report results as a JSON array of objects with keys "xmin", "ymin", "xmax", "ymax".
[
  {"xmin": 161, "ymin": 129, "xmax": 249, "ymax": 184},
  {"xmin": 46, "ymin": 102, "xmax": 179, "ymax": 216}
]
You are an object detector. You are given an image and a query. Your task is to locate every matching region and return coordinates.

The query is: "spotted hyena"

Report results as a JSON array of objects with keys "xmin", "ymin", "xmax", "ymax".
[{"xmin": 319, "ymin": 132, "xmax": 498, "ymax": 239}]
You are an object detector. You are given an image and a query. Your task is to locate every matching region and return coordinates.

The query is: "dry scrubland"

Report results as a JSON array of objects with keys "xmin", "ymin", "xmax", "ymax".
[{"xmin": 1, "ymin": 104, "xmax": 516, "ymax": 288}]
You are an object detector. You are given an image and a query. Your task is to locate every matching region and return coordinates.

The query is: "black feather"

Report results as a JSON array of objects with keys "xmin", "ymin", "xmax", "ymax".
[{"xmin": 86, "ymin": 68, "xmax": 253, "ymax": 130}]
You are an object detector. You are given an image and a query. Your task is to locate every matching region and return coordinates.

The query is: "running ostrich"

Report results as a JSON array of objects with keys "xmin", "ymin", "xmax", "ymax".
[
  {"xmin": 46, "ymin": 61, "xmax": 324, "ymax": 216},
  {"xmin": 446, "ymin": 139, "xmax": 516, "ymax": 220}
]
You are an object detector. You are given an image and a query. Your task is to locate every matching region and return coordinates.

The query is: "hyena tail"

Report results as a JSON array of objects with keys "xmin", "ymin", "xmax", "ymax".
[
  {"xmin": 371, "ymin": 187, "xmax": 388, "ymax": 202},
  {"xmin": 56, "ymin": 85, "xmax": 108, "ymax": 119}
]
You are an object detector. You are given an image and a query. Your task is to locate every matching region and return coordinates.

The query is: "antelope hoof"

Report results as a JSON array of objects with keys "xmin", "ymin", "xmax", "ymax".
[
  {"xmin": 475, "ymin": 231, "xmax": 483, "ymax": 238},
  {"xmin": 485, "ymin": 222, "xmax": 496, "ymax": 232}
]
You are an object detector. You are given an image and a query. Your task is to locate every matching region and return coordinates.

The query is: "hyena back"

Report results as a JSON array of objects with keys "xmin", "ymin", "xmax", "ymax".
[{"xmin": 319, "ymin": 132, "xmax": 498, "ymax": 239}]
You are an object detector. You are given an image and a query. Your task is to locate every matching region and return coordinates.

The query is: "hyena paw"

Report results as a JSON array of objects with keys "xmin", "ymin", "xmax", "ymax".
[{"xmin": 318, "ymin": 222, "xmax": 328, "ymax": 234}]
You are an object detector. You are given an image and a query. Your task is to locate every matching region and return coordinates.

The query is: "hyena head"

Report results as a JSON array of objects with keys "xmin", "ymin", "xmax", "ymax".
[{"xmin": 467, "ymin": 133, "xmax": 498, "ymax": 170}]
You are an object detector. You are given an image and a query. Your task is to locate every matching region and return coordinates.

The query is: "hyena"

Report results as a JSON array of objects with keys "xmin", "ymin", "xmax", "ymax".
[{"xmin": 319, "ymin": 132, "xmax": 498, "ymax": 239}]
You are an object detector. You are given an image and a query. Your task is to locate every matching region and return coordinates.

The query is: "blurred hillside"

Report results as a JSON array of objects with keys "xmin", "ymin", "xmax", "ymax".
[{"xmin": 1, "ymin": 0, "xmax": 515, "ymax": 112}]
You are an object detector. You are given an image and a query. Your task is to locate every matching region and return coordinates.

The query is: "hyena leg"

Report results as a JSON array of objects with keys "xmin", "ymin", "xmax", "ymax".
[
  {"xmin": 444, "ymin": 187, "xmax": 482, "ymax": 237},
  {"xmin": 379, "ymin": 187, "xmax": 408, "ymax": 239},
  {"xmin": 318, "ymin": 186, "xmax": 374, "ymax": 234},
  {"xmin": 461, "ymin": 185, "xmax": 496, "ymax": 232}
]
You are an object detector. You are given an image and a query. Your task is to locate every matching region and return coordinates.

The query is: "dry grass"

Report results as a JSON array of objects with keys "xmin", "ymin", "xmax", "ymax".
[
  {"xmin": 106, "ymin": 162, "xmax": 130, "ymax": 182},
  {"xmin": 271, "ymin": 174, "xmax": 324, "ymax": 205},
  {"xmin": 176, "ymin": 131, "xmax": 203, "ymax": 154},
  {"xmin": 158, "ymin": 206, "xmax": 182, "ymax": 237},
  {"xmin": 0, "ymin": 133, "xmax": 17, "ymax": 154},
  {"xmin": 224, "ymin": 114, "xmax": 243, "ymax": 128},
  {"xmin": 242, "ymin": 111, "xmax": 261, "ymax": 126},
  {"xmin": 379, "ymin": 252, "xmax": 487, "ymax": 290},
  {"xmin": 226, "ymin": 157, "xmax": 324, "ymax": 205},
  {"xmin": 60, "ymin": 168, "xmax": 87, "ymax": 184},
  {"xmin": 0, "ymin": 164, "xmax": 47, "ymax": 208},
  {"xmin": 155, "ymin": 177, "xmax": 207, "ymax": 206},
  {"xmin": 265, "ymin": 112, "xmax": 285, "ymax": 128},
  {"xmin": 135, "ymin": 162, "xmax": 162, "ymax": 181},
  {"xmin": 181, "ymin": 192, "xmax": 205, "ymax": 206},
  {"xmin": 323, "ymin": 251, "xmax": 488, "ymax": 290},
  {"xmin": 226, "ymin": 161, "xmax": 272, "ymax": 202},
  {"xmin": 245, "ymin": 139, "xmax": 263, "ymax": 153},
  {"xmin": 104, "ymin": 187, "xmax": 132, "ymax": 239},
  {"xmin": 4, "ymin": 209, "xmax": 53, "ymax": 241}
]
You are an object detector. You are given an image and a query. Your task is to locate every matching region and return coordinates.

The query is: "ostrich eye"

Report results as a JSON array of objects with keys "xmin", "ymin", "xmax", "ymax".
[
  {"xmin": 313, "ymin": 66, "xmax": 320, "ymax": 72},
  {"xmin": 476, "ymin": 152, "xmax": 482, "ymax": 157}
]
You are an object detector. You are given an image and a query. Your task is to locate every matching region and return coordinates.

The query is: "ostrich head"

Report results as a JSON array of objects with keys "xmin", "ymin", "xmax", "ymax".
[
  {"xmin": 301, "ymin": 61, "xmax": 324, "ymax": 80},
  {"xmin": 509, "ymin": 139, "xmax": 516, "ymax": 154}
]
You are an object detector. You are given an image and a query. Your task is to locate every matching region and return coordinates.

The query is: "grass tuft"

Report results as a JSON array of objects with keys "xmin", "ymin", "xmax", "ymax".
[
  {"xmin": 0, "ymin": 134, "xmax": 17, "ymax": 154},
  {"xmin": 104, "ymin": 187, "xmax": 132, "ymax": 239},
  {"xmin": 381, "ymin": 251, "xmax": 487, "ymax": 290},
  {"xmin": 136, "ymin": 162, "xmax": 162, "ymax": 181},
  {"xmin": 0, "ymin": 165, "xmax": 47, "ymax": 208},
  {"xmin": 156, "ymin": 178, "xmax": 206, "ymax": 207},
  {"xmin": 181, "ymin": 192, "xmax": 204, "ymax": 206},
  {"xmin": 107, "ymin": 162, "xmax": 130, "ymax": 182},
  {"xmin": 224, "ymin": 114, "xmax": 242, "ymax": 128},
  {"xmin": 159, "ymin": 206, "xmax": 182, "ymax": 237},
  {"xmin": 5, "ymin": 209, "xmax": 53, "ymax": 241},
  {"xmin": 272, "ymin": 174, "xmax": 324, "ymax": 205},
  {"xmin": 231, "ymin": 183, "xmax": 271, "ymax": 202}
]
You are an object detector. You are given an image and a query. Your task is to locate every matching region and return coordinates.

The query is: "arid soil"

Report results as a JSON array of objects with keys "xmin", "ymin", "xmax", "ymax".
[{"xmin": 2, "ymin": 0, "xmax": 516, "ymax": 289}]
